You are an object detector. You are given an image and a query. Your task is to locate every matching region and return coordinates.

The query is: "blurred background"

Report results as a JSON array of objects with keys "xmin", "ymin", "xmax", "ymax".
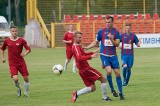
[{"xmin": 0, "ymin": 0, "xmax": 160, "ymax": 47}]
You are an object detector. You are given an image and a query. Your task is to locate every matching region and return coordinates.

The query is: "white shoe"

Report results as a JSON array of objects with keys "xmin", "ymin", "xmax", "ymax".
[
  {"xmin": 17, "ymin": 89, "xmax": 21, "ymax": 97},
  {"xmin": 72, "ymin": 70, "xmax": 76, "ymax": 73},
  {"xmin": 24, "ymin": 92, "xmax": 29, "ymax": 97},
  {"xmin": 64, "ymin": 66, "xmax": 67, "ymax": 71}
]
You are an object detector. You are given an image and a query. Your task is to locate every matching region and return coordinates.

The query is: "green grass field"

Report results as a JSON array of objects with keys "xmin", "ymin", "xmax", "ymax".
[{"xmin": 0, "ymin": 48, "xmax": 160, "ymax": 106}]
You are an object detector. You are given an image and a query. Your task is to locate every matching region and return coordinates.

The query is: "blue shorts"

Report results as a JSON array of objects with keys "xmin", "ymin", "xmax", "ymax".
[
  {"xmin": 121, "ymin": 54, "xmax": 134, "ymax": 68},
  {"xmin": 100, "ymin": 55, "xmax": 120, "ymax": 69}
]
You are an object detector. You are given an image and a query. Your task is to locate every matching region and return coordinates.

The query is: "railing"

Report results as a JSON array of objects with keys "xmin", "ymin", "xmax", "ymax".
[
  {"xmin": 36, "ymin": 9, "xmax": 51, "ymax": 46},
  {"xmin": 26, "ymin": 0, "xmax": 51, "ymax": 47}
]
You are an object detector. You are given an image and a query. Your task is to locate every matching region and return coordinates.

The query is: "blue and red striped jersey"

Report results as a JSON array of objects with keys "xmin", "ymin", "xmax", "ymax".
[
  {"xmin": 96, "ymin": 28, "xmax": 120, "ymax": 55},
  {"xmin": 120, "ymin": 33, "xmax": 139, "ymax": 55}
]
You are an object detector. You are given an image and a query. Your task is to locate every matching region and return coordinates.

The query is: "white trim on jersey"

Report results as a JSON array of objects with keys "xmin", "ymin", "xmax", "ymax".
[
  {"xmin": 9, "ymin": 37, "xmax": 19, "ymax": 41},
  {"xmin": 88, "ymin": 70, "xmax": 101, "ymax": 77},
  {"xmin": 73, "ymin": 44, "xmax": 80, "ymax": 56}
]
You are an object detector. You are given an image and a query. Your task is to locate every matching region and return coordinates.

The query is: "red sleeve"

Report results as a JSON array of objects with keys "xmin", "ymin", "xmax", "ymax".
[
  {"xmin": 1, "ymin": 40, "xmax": 7, "ymax": 51},
  {"xmin": 73, "ymin": 45, "xmax": 92, "ymax": 61},
  {"xmin": 84, "ymin": 52, "xmax": 93, "ymax": 55},
  {"xmin": 63, "ymin": 32, "xmax": 68, "ymax": 40},
  {"xmin": 22, "ymin": 38, "xmax": 31, "ymax": 52}
]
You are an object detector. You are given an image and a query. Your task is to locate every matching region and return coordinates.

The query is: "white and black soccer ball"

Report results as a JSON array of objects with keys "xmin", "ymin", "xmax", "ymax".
[{"xmin": 52, "ymin": 64, "xmax": 63, "ymax": 75}]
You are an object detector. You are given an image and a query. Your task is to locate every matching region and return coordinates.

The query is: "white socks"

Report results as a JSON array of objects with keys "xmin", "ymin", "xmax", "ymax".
[
  {"xmin": 101, "ymin": 83, "xmax": 108, "ymax": 99},
  {"xmin": 77, "ymin": 87, "xmax": 92, "ymax": 96},
  {"xmin": 24, "ymin": 82, "xmax": 30, "ymax": 94},
  {"xmin": 72, "ymin": 59, "xmax": 76, "ymax": 72},
  {"xmin": 64, "ymin": 59, "xmax": 76, "ymax": 72},
  {"xmin": 64, "ymin": 59, "xmax": 69, "ymax": 71}
]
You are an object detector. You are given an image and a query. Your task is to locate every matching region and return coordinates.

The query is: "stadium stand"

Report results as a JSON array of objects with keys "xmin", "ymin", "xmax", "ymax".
[
  {"xmin": 153, "ymin": 13, "xmax": 159, "ymax": 20},
  {"xmin": 60, "ymin": 13, "xmax": 160, "ymax": 45}
]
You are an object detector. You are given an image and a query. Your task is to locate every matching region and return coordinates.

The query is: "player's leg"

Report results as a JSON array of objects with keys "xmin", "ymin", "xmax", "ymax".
[
  {"xmin": 100, "ymin": 55, "xmax": 117, "ymax": 96},
  {"xmin": 122, "ymin": 64, "xmax": 127, "ymax": 86},
  {"xmin": 111, "ymin": 56, "xmax": 124, "ymax": 100},
  {"xmin": 121, "ymin": 54, "xmax": 128, "ymax": 85},
  {"xmin": 64, "ymin": 50, "xmax": 71, "ymax": 71},
  {"xmin": 23, "ymin": 76, "xmax": 30, "ymax": 97},
  {"xmin": 126, "ymin": 68, "xmax": 131, "ymax": 85},
  {"xmin": 19, "ymin": 63, "xmax": 30, "ymax": 97},
  {"xmin": 98, "ymin": 77, "xmax": 111, "ymax": 101},
  {"xmin": 72, "ymin": 58, "xmax": 76, "ymax": 73},
  {"xmin": 10, "ymin": 66, "xmax": 21, "ymax": 97},
  {"xmin": 12, "ymin": 75, "xmax": 21, "ymax": 97},
  {"xmin": 71, "ymin": 86, "xmax": 92, "ymax": 103},
  {"xmin": 64, "ymin": 59, "xmax": 70, "ymax": 71},
  {"xmin": 114, "ymin": 69, "xmax": 125, "ymax": 100},
  {"xmin": 126, "ymin": 55, "xmax": 134, "ymax": 85}
]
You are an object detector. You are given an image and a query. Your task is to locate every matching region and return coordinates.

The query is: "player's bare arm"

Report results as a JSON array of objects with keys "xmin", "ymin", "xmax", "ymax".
[
  {"xmin": 136, "ymin": 42, "xmax": 141, "ymax": 47},
  {"xmin": 93, "ymin": 47, "xmax": 100, "ymax": 53},
  {"xmin": 91, "ymin": 52, "xmax": 98, "ymax": 58},
  {"xmin": 21, "ymin": 50, "xmax": 30, "ymax": 57},
  {"xmin": 84, "ymin": 40, "xmax": 98, "ymax": 50},
  {"xmin": 1, "ymin": 50, "xmax": 6, "ymax": 63}
]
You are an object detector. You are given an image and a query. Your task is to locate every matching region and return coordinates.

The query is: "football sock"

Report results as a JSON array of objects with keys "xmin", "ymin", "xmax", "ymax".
[
  {"xmin": 122, "ymin": 67, "xmax": 127, "ymax": 82},
  {"xmin": 15, "ymin": 81, "xmax": 21, "ymax": 89},
  {"xmin": 101, "ymin": 83, "xmax": 108, "ymax": 99},
  {"xmin": 77, "ymin": 87, "xmax": 91, "ymax": 96},
  {"xmin": 116, "ymin": 76, "xmax": 123, "ymax": 95},
  {"xmin": 126, "ymin": 69, "xmax": 131, "ymax": 84},
  {"xmin": 72, "ymin": 59, "xmax": 76, "ymax": 72},
  {"xmin": 24, "ymin": 82, "xmax": 30, "ymax": 94},
  {"xmin": 64, "ymin": 59, "xmax": 69, "ymax": 71},
  {"xmin": 107, "ymin": 75, "xmax": 114, "ymax": 92}
]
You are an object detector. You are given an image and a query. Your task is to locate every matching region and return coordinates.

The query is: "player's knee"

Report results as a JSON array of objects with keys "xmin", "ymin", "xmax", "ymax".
[
  {"xmin": 123, "ymin": 64, "xmax": 127, "ymax": 68},
  {"xmin": 23, "ymin": 76, "xmax": 29, "ymax": 82},
  {"xmin": 115, "ymin": 71, "xmax": 121, "ymax": 77},
  {"xmin": 12, "ymin": 75, "xmax": 18, "ymax": 82},
  {"xmin": 91, "ymin": 85, "xmax": 96, "ymax": 92},
  {"xmin": 100, "ymin": 77, "xmax": 106, "ymax": 83}
]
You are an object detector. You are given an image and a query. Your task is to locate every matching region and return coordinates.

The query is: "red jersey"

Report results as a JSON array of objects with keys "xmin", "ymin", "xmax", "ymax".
[
  {"xmin": 63, "ymin": 31, "xmax": 74, "ymax": 51},
  {"xmin": 72, "ymin": 44, "xmax": 93, "ymax": 73},
  {"xmin": 1, "ymin": 37, "xmax": 31, "ymax": 65}
]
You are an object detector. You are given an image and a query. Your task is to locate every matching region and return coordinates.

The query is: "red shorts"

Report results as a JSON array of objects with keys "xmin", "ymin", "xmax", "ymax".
[
  {"xmin": 79, "ymin": 67, "xmax": 102, "ymax": 87},
  {"xmin": 66, "ymin": 50, "xmax": 73, "ymax": 60},
  {"xmin": 9, "ymin": 62, "xmax": 29, "ymax": 77}
]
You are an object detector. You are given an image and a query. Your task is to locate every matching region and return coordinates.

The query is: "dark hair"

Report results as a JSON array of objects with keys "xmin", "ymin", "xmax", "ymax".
[
  {"xmin": 125, "ymin": 23, "xmax": 132, "ymax": 26},
  {"xmin": 106, "ymin": 16, "xmax": 114, "ymax": 22},
  {"xmin": 74, "ymin": 31, "xmax": 82, "ymax": 37},
  {"xmin": 10, "ymin": 26, "xmax": 17, "ymax": 29}
]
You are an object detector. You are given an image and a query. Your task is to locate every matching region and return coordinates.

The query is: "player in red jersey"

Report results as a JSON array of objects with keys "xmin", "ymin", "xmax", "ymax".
[
  {"xmin": 0, "ymin": 26, "xmax": 31, "ymax": 97},
  {"xmin": 71, "ymin": 31, "xmax": 111, "ymax": 103},
  {"xmin": 63, "ymin": 24, "xmax": 76, "ymax": 73}
]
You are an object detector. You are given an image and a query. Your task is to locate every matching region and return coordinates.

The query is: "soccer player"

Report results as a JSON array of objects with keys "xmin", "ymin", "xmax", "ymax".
[
  {"xmin": 0, "ymin": 26, "xmax": 31, "ymax": 97},
  {"xmin": 120, "ymin": 23, "xmax": 140, "ymax": 86},
  {"xmin": 63, "ymin": 24, "xmax": 76, "ymax": 73},
  {"xmin": 71, "ymin": 31, "xmax": 111, "ymax": 103},
  {"xmin": 84, "ymin": 16, "xmax": 125, "ymax": 100}
]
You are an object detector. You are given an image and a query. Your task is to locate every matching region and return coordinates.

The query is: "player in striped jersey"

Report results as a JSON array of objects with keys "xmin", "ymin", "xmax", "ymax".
[
  {"xmin": 84, "ymin": 16, "xmax": 125, "ymax": 100},
  {"xmin": 120, "ymin": 23, "xmax": 140, "ymax": 86}
]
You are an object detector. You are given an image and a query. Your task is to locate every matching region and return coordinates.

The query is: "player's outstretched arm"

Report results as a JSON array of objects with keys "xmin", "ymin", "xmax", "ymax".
[
  {"xmin": 1, "ymin": 50, "xmax": 6, "ymax": 63},
  {"xmin": 84, "ymin": 40, "xmax": 98, "ymax": 50}
]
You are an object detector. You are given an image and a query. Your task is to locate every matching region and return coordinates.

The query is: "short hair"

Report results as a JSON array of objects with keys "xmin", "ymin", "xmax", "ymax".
[
  {"xmin": 74, "ymin": 31, "xmax": 82, "ymax": 37},
  {"xmin": 106, "ymin": 16, "xmax": 114, "ymax": 22},
  {"xmin": 125, "ymin": 23, "xmax": 132, "ymax": 27},
  {"xmin": 10, "ymin": 26, "xmax": 17, "ymax": 29}
]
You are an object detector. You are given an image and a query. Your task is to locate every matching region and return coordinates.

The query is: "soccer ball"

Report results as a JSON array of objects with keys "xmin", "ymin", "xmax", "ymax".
[{"xmin": 52, "ymin": 64, "xmax": 63, "ymax": 75}]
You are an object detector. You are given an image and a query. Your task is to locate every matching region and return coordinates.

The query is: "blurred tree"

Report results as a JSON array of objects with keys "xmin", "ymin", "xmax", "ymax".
[{"xmin": 14, "ymin": 0, "xmax": 21, "ymax": 26}]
